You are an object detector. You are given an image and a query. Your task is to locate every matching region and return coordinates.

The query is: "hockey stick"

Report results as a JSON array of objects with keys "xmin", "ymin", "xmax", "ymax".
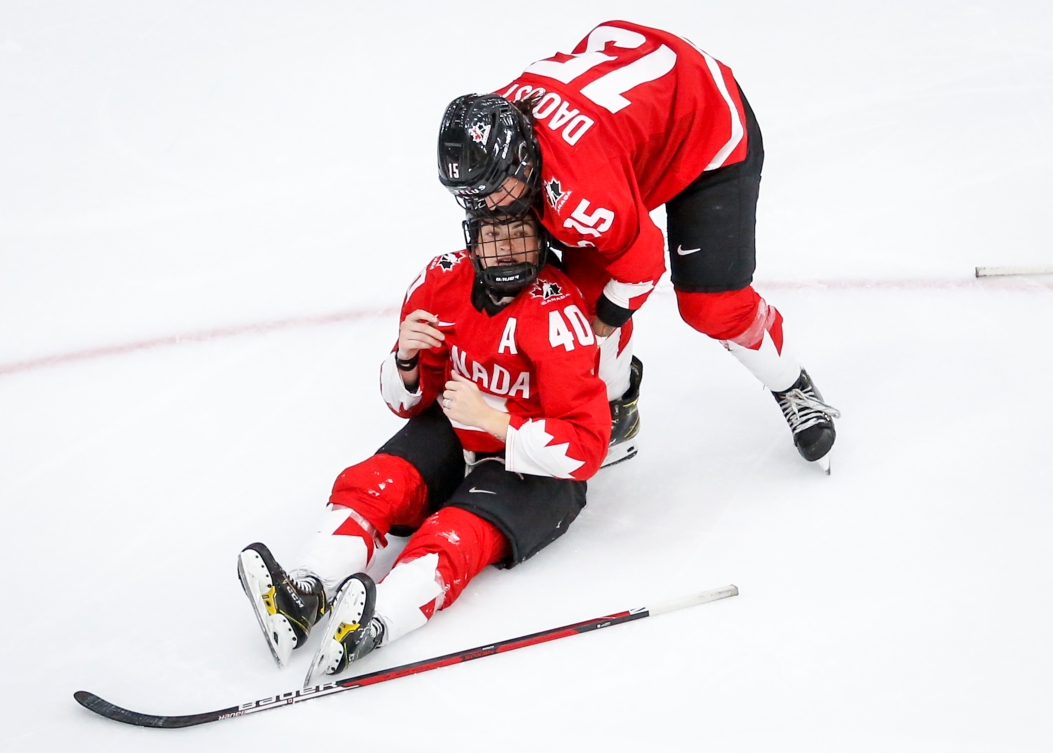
[
  {"xmin": 74, "ymin": 584, "xmax": 737, "ymax": 729},
  {"xmin": 975, "ymin": 265, "xmax": 1053, "ymax": 278}
]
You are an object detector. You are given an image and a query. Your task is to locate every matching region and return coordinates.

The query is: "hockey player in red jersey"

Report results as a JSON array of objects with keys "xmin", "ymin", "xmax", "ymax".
[
  {"xmin": 437, "ymin": 20, "xmax": 840, "ymax": 470},
  {"xmin": 237, "ymin": 213, "xmax": 611, "ymax": 684}
]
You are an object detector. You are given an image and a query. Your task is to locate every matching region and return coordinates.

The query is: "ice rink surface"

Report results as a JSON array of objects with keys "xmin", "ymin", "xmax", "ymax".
[{"xmin": 2, "ymin": 1, "xmax": 1051, "ymax": 750}]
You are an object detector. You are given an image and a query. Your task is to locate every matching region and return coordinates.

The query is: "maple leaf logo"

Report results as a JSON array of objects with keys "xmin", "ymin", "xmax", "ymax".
[
  {"xmin": 529, "ymin": 280, "xmax": 565, "ymax": 301},
  {"xmin": 544, "ymin": 178, "xmax": 571, "ymax": 213},
  {"xmin": 436, "ymin": 253, "xmax": 461, "ymax": 271},
  {"xmin": 509, "ymin": 419, "xmax": 585, "ymax": 479},
  {"xmin": 469, "ymin": 123, "xmax": 491, "ymax": 145}
]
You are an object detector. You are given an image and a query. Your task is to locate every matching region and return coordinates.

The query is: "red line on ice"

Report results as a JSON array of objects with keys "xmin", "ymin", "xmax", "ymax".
[
  {"xmin": 0, "ymin": 307, "xmax": 399, "ymax": 377},
  {"xmin": 2, "ymin": 276, "xmax": 1049, "ymax": 378}
]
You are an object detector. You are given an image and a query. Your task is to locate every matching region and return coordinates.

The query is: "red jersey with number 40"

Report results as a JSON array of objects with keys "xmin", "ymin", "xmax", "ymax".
[
  {"xmin": 379, "ymin": 251, "xmax": 611, "ymax": 481},
  {"xmin": 497, "ymin": 20, "xmax": 748, "ymax": 312}
]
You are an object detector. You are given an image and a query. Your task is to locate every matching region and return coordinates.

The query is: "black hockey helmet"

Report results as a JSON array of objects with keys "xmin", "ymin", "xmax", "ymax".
[
  {"xmin": 438, "ymin": 94, "xmax": 541, "ymax": 220},
  {"xmin": 463, "ymin": 212, "xmax": 550, "ymax": 296}
]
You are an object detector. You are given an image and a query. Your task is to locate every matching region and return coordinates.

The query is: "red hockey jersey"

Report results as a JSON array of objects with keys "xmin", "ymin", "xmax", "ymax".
[
  {"xmin": 379, "ymin": 251, "xmax": 611, "ymax": 481},
  {"xmin": 496, "ymin": 20, "xmax": 748, "ymax": 313}
]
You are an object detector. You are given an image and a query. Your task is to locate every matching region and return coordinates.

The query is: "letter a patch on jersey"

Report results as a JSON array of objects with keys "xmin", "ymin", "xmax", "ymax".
[{"xmin": 499, "ymin": 318, "xmax": 518, "ymax": 354}]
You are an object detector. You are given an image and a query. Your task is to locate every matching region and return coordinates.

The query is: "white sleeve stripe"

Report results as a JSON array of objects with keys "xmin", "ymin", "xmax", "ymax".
[
  {"xmin": 403, "ymin": 267, "xmax": 428, "ymax": 307},
  {"xmin": 700, "ymin": 51, "xmax": 745, "ymax": 171},
  {"xmin": 505, "ymin": 419, "xmax": 585, "ymax": 479},
  {"xmin": 602, "ymin": 279, "xmax": 657, "ymax": 309},
  {"xmin": 380, "ymin": 352, "xmax": 423, "ymax": 412}
]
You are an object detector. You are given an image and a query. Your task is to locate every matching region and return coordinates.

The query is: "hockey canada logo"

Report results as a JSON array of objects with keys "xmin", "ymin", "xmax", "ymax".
[
  {"xmin": 530, "ymin": 279, "xmax": 569, "ymax": 303},
  {"xmin": 544, "ymin": 178, "xmax": 571, "ymax": 214},
  {"xmin": 469, "ymin": 123, "xmax": 491, "ymax": 145},
  {"xmin": 435, "ymin": 253, "xmax": 462, "ymax": 272}
]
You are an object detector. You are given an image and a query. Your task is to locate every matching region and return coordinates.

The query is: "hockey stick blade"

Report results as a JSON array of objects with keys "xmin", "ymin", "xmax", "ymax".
[
  {"xmin": 74, "ymin": 690, "xmax": 234, "ymax": 729},
  {"xmin": 75, "ymin": 584, "xmax": 737, "ymax": 729}
]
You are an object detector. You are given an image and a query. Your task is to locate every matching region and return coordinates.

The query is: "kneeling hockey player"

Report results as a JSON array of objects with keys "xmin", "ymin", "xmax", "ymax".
[{"xmin": 238, "ymin": 213, "xmax": 611, "ymax": 685}]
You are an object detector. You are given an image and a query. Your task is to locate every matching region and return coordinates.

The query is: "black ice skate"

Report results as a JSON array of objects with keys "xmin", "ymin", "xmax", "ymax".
[
  {"xmin": 772, "ymin": 369, "xmax": 841, "ymax": 473},
  {"xmin": 602, "ymin": 355, "xmax": 643, "ymax": 468},
  {"xmin": 237, "ymin": 542, "xmax": 327, "ymax": 668},
  {"xmin": 304, "ymin": 573, "xmax": 384, "ymax": 687}
]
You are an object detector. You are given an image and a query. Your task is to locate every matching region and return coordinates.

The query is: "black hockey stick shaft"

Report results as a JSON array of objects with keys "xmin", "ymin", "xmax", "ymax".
[{"xmin": 74, "ymin": 584, "xmax": 737, "ymax": 728}]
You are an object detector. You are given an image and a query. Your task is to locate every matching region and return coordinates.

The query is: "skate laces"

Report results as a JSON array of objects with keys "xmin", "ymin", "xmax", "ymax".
[
  {"xmin": 368, "ymin": 617, "xmax": 386, "ymax": 649},
  {"xmin": 776, "ymin": 388, "xmax": 841, "ymax": 433},
  {"xmin": 287, "ymin": 568, "xmax": 323, "ymax": 594}
]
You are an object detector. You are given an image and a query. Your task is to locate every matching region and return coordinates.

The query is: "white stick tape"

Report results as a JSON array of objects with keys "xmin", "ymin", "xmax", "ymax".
[
  {"xmin": 975, "ymin": 265, "xmax": 1053, "ymax": 278},
  {"xmin": 646, "ymin": 585, "xmax": 739, "ymax": 617}
]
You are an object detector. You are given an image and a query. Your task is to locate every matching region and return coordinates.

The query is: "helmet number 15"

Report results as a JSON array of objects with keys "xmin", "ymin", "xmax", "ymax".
[{"xmin": 525, "ymin": 26, "xmax": 677, "ymax": 114}]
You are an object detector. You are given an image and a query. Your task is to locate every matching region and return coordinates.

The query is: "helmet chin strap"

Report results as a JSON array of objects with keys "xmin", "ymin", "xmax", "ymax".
[
  {"xmin": 473, "ymin": 258, "xmax": 539, "ymax": 297},
  {"xmin": 469, "ymin": 268, "xmax": 531, "ymax": 315},
  {"xmin": 495, "ymin": 193, "xmax": 537, "ymax": 219}
]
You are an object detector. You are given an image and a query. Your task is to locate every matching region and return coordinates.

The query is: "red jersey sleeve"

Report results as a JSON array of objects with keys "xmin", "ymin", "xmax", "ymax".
[
  {"xmin": 504, "ymin": 288, "xmax": 611, "ymax": 480},
  {"xmin": 379, "ymin": 261, "xmax": 451, "ymax": 418},
  {"xmin": 537, "ymin": 179, "xmax": 666, "ymax": 318}
]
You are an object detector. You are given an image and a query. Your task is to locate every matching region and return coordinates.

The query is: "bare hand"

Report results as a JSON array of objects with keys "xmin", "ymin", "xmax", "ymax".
[
  {"xmin": 590, "ymin": 316, "xmax": 616, "ymax": 338},
  {"xmin": 441, "ymin": 372, "xmax": 510, "ymax": 441},
  {"xmin": 398, "ymin": 310, "xmax": 445, "ymax": 360}
]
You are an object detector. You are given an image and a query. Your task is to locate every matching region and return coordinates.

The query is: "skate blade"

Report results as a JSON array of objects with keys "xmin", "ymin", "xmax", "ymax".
[
  {"xmin": 816, "ymin": 454, "xmax": 831, "ymax": 475},
  {"xmin": 601, "ymin": 440, "xmax": 639, "ymax": 469},
  {"xmin": 238, "ymin": 550, "xmax": 295, "ymax": 669},
  {"xmin": 304, "ymin": 578, "xmax": 369, "ymax": 688}
]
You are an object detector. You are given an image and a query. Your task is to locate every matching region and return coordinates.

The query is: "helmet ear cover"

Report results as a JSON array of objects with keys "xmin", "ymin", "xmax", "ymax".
[
  {"xmin": 463, "ymin": 215, "xmax": 550, "ymax": 296},
  {"xmin": 438, "ymin": 94, "xmax": 542, "ymax": 221}
]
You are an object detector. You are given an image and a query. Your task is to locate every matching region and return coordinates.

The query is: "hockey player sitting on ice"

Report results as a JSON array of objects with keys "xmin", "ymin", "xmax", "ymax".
[
  {"xmin": 437, "ymin": 21, "xmax": 840, "ymax": 471},
  {"xmin": 238, "ymin": 213, "xmax": 611, "ymax": 685}
]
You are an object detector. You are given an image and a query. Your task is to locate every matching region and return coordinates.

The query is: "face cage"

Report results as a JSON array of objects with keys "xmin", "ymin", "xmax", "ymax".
[
  {"xmin": 463, "ymin": 217, "xmax": 549, "ymax": 296},
  {"xmin": 452, "ymin": 159, "xmax": 540, "ymax": 221}
]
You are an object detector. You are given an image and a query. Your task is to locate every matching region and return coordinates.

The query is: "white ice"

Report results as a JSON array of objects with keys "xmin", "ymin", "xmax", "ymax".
[{"xmin": 2, "ymin": 2, "xmax": 1052, "ymax": 751}]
